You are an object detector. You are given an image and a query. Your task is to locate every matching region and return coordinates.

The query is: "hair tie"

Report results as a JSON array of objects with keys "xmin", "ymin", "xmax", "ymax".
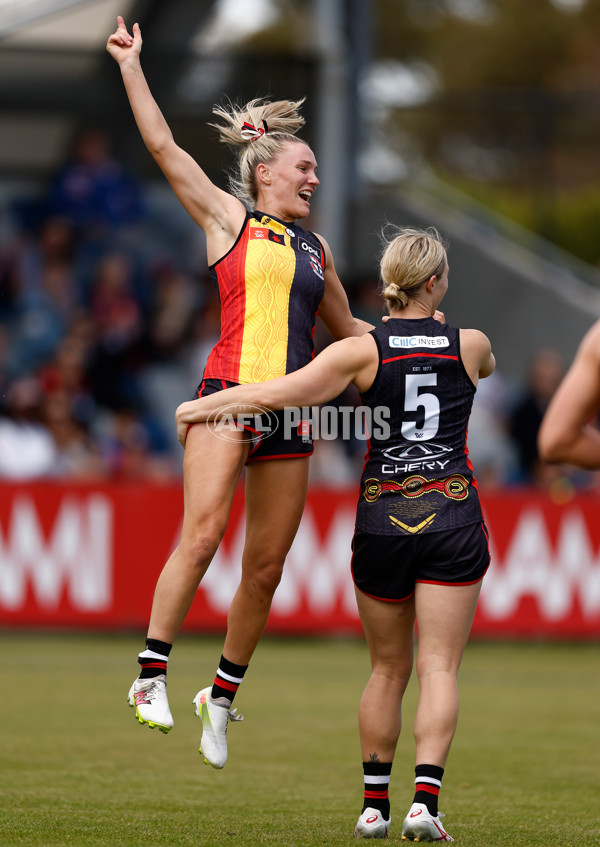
[{"xmin": 240, "ymin": 119, "xmax": 269, "ymax": 142}]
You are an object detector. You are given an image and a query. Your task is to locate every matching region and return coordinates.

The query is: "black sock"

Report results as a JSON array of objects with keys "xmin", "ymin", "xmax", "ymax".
[
  {"xmin": 210, "ymin": 655, "xmax": 248, "ymax": 704},
  {"xmin": 413, "ymin": 764, "xmax": 444, "ymax": 817},
  {"xmin": 362, "ymin": 761, "xmax": 392, "ymax": 819},
  {"xmin": 138, "ymin": 638, "xmax": 172, "ymax": 679}
]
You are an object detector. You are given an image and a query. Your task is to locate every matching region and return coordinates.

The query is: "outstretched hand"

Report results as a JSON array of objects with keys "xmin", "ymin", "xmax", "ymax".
[{"xmin": 106, "ymin": 15, "xmax": 142, "ymax": 63}]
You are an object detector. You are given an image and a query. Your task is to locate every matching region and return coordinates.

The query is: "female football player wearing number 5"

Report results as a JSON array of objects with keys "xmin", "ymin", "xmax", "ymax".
[{"xmin": 176, "ymin": 227, "xmax": 495, "ymax": 841}]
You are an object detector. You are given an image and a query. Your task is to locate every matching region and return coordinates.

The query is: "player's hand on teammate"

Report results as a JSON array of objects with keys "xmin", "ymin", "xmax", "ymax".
[
  {"xmin": 106, "ymin": 16, "xmax": 142, "ymax": 63},
  {"xmin": 176, "ymin": 402, "xmax": 192, "ymax": 448},
  {"xmin": 177, "ymin": 421, "xmax": 189, "ymax": 449}
]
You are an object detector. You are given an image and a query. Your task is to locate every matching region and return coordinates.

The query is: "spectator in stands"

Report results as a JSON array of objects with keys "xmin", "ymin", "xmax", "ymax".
[
  {"xmin": 46, "ymin": 128, "xmax": 144, "ymax": 233},
  {"xmin": 0, "ymin": 106, "xmax": 205, "ymax": 480},
  {"xmin": 508, "ymin": 348, "xmax": 565, "ymax": 485},
  {"xmin": 86, "ymin": 251, "xmax": 145, "ymax": 411},
  {"xmin": 467, "ymin": 368, "xmax": 517, "ymax": 488},
  {"xmin": 0, "ymin": 376, "xmax": 57, "ymax": 479},
  {"xmin": 42, "ymin": 388, "xmax": 106, "ymax": 480},
  {"xmin": 10, "ymin": 217, "xmax": 80, "ymax": 375},
  {"xmin": 183, "ymin": 297, "xmax": 221, "ymax": 390},
  {"xmin": 145, "ymin": 258, "xmax": 198, "ymax": 363}
]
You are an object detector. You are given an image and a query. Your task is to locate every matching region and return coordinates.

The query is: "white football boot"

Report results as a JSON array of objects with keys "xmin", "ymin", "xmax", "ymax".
[
  {"xmin": 401, "ymin": 803, "xmax": 454, "ymax": 842},
  {"xmin": 354, "ymin": 807, "xmax": 391, "ymax": 839},
  {"xmin": 193, "ymin": 686, "xmax": 243, "ymax": 769},
  {"xmin": 127, "ymin": 674, "xmax": 173, "ymax": 733}
]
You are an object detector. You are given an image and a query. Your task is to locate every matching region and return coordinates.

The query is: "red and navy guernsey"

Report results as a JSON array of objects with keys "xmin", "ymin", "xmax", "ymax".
[{"xmin": 356, "ymin": 316, "xmax": 483, "ymax": 536}]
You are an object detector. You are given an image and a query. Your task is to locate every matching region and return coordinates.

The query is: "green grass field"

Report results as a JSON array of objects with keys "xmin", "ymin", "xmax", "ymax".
[{"xmin": 2, "ymin": 633, "xmax": 599, "ymax": 846}]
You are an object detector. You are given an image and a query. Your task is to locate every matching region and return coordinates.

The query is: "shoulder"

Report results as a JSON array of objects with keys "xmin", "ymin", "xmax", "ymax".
[
  {"xmin": 459, "ymin": 327, "xmax": 492, "ymax": 353},
  {"xmin": 459, "ymin": 327, "xmax": 495, "ymax": 380},
  {"xmin": 312, "ymin": 231, "xmax": 331, "ymax": 262}
]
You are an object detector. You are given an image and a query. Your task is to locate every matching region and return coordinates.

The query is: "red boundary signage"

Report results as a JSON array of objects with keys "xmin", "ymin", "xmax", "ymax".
[{"xmin": 1, "ymin": 483, "xmax": 599, "ymax": 638}]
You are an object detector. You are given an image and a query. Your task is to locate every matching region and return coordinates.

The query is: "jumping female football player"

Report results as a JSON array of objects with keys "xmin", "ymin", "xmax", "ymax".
[{"xmin": 107, "ymin": 16, "xmax": 372, "ymax": 769}]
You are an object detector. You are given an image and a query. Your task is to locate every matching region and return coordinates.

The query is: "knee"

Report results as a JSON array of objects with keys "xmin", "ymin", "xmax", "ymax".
[
  {"xmin": 415, "ymin": 654, "xmax": 459, "ymax": 682},
  {"xmin": 243, "ymin": 555, "xmax": 285, "ymax": 597},
  {"xmin": 371, "ymin": 653, "xmax": 413, "ymax": 692},
  {"xmin": 180, "ymin": 524, "xmax": 224, "ymax": 570},
  {"xmin": 386, "ymin": 664, "xmax": 414, "ymax": 694}
]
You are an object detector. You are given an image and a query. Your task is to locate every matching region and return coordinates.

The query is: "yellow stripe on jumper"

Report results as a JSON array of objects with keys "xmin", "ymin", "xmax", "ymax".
[{"xmin": 239, "ymin": 226, "xmax": 296, "ymax": 383}]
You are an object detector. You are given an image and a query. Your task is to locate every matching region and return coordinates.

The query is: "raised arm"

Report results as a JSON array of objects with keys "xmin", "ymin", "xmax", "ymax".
[
  {"xmin": 176, "ymin": 332, "xmax": 378, "ymax": 446},
  {"xmin": 315, "ymin": 235, "xmax": 374, "ymax": 339},
  {"xmin": 538, "ymin": 320, "xmax": 600, "ymax": 468},
  {"xmin": 106, "ymin": 17, "xmax": 244, "ymax": 252}
]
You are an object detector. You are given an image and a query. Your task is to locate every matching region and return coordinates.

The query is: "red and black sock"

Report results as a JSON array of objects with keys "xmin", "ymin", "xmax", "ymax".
[
  {"xmin": 138, "ymin": 638, "xmax": 172, "ymax": 679},
  {"xmin": 362, "ymin": 761, "xmax": 392, "ymax": 820},
  {"xmin": 210, "ymin": 655, "xmax": 248, "ymax": 704},
  {"xmin": 413, "ymin": 764, "xmax": 444, "ymax": 817}
]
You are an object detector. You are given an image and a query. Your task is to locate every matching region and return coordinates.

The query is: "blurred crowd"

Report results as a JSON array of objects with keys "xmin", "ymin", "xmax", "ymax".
[
  {"xmin": 0, "ymin": 129, "xmax": 216, "ymax": 483},
  {"xmin": 0, "ymin": 130, "xmax": 588, "ymax": 491}
]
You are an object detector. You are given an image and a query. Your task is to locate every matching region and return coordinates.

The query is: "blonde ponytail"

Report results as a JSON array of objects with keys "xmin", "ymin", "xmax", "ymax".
[
  {"xmin": 209, "ymin": 97, "xmax": 307, "ymax": 205},
  {"xmin": 380, "ymin": 226, "xmax": 448, "ymax": 312}
]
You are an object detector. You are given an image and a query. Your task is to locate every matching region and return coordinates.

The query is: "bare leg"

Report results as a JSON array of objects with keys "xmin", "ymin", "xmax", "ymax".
[
  {"xmin": 147, "ymin": 424, "xmax": 249, "ymax": 643},
  {"xmin": 354, "ymin": 588, "xmax": 416, "ymax": 761},
  {"xmin": 222, "ymin": 457, "xmax": 310, "ymax": 665},
  {"xmin": 412, "ymin": 580, "xmax": 482, "ymax": 767}
]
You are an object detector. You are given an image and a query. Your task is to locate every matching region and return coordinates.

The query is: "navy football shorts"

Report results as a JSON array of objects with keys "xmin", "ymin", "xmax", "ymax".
[
  {"xmin": 351, "ymin": 521, "xmax": 490, "ymax": 602},
  {"xmin": 196, "ymin": 378, "xmax": 313, "ymax": 462}
]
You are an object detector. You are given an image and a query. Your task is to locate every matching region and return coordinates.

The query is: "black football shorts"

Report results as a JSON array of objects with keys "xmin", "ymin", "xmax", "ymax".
[
  {"xmin": 196, "ymin": 378, "xmax": 313, "ymax": 462},
  {"xmin": 351, "ymin": 521, "xmax": 490, "ymax": 602}
]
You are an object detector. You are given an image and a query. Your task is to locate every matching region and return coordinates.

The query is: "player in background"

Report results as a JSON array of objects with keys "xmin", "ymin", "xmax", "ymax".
[
  {"xmin": 538, "ymin": 318, "xmax": 600, "ymax": 468},
  {"xmin": 106, "ymin": 16, "xmax": 372, "ymax": 768},
  {"xmin": 176, "ymin": 227, "xmax": 495, "ymax": 840}
]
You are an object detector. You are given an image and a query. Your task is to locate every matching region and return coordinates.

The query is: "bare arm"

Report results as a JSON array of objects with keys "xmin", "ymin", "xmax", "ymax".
[
  {"xmin": 106, "ymin": 17, "xmax": 244, "ymax": 254},
  {"xmin": 459, "ymin": 328, "xmax": 495, "ymax": 386},
  {"xmin": 538, "ymin": 320, "xmax": 600, "ymax": 467},
  {"xmin": 315, "ymin": 235, "xmax": 374, "ymax": 338},
  {"xmin": 176, "ymin": 333, "xmax": 378, "ymax": 446}
]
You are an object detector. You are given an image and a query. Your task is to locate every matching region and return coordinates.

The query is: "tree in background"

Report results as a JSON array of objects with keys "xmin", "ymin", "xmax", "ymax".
[{"xmin": 370, "ymin": 0, "xmax": 600, "ymax": 265}]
